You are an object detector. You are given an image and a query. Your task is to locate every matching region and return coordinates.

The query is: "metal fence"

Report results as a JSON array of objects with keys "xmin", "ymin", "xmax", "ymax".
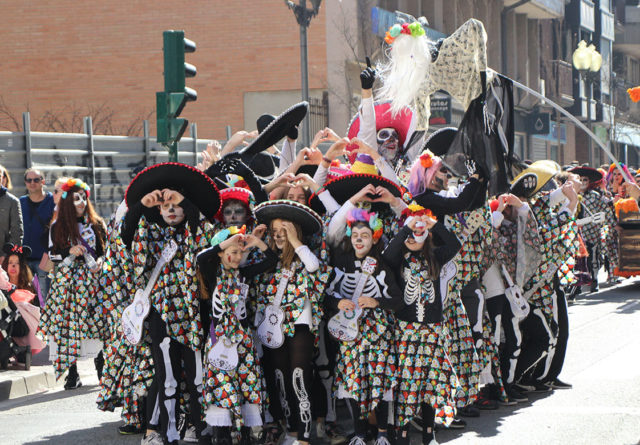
[{"xmin": 0, "ymin": 112, "xmax": 213, "ymax": 218}]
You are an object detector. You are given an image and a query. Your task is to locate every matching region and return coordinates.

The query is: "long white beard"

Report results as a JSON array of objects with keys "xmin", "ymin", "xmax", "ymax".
[{"xmin": 377, "ymin": 34, "xmax": 432, "ymax": 117}]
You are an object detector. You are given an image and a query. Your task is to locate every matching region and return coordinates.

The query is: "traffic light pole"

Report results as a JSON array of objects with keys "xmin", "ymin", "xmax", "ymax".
[
  {"xmin": 299, "ymin": 0, "xmax": 310, "ymax": 148},
  {"xmin": 167, "ymin": 141, "xmax": 178, "ymax": 163}
]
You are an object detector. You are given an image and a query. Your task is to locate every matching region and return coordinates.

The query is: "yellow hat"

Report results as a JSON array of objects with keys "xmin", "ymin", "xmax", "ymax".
[{"xmin": 510, "ymin": 160, "xmax": 561, "ymax": 198}]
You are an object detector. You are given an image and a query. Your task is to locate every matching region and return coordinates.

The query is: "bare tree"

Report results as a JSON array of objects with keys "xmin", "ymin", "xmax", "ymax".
[{"xmin": 0, "ymin": 96, "xmax": 153, "ymax": 136}]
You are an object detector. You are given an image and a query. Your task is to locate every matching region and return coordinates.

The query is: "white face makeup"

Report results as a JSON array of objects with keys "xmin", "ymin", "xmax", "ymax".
[
  {"xmin": 73, "ymin": 191, "xmax": 87, "ymax": 216},
  {"xmin": 377, "ymin": 127, "xmax": 399, "ymax": 162},
  {"xmin": 430, "ymin": 166, "xmax": 450, "ymax": 191},
  {"xmin": 350, "ymin": 225, "xmax": 374, "ymax": 258},
  {"xmin": 160, "ymin": 202, "xmax": 185, "ymax": 226}
]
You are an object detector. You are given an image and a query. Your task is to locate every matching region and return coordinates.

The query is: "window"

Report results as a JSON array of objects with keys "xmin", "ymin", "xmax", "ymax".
[
  {"xmin": 514, "ymin": 133, "xmax": 526, "ymax": 160},
  {"xmin": 550, "ymin": 144, "xmax": 559, "ymax": 162}
]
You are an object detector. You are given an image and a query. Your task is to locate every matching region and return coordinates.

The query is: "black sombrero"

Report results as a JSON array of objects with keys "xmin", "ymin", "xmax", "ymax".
[
  {"xmin": 254, "ymin": 199, "xmax": 322, "ymax": 236},
  {"xmin": 309, "ymin": 173, "xmax": 405, "ymax": 214},
  {"xmin": 569, "ymin": 166, "xmax": 603, "ymax": 183},
  {"xmin": 239, "ymin": 102, "xmax": 308, "ymax": 158},
  {"xmin": 125, "ymin": 162, "xmax": 221, "ymax": 220},
  {"xmin": 422, "ymin": 127, "xmax": 458, "ymax": 157}
]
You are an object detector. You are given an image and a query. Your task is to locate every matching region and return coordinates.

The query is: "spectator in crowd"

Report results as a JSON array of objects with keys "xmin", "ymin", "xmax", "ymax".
[
  {"xmin": 20, "ymin": 168, "xmax": 55, "ymax": 298},
  {"xmin": 0, "ymin": 164, "xmax": 13, "ymax": 190},
  {"xmin": 0, "ymin": 165, "xmax": 23, "ymax": 255}
]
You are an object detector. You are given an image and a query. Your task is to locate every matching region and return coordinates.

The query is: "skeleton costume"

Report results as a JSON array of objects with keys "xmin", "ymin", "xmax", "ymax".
[
  {"xmin": 39, "ymin": 179, "xmax": 107, "ymax": 381},
  {"xmin": 252, "ymin": 200, "xmax": 330, "ymax": 442},
  {"xmin": 324, "ymin": 201, "xmax": 404, "ymax": 439},
  {"xmin": 97, "ymin": 203, "xmax": 154, "ymax": 432},
  {"xmin": 381, "ymin": 219, "xmax": 461, "ymax": 435},
  {"xmin": 123, "ymin": 163, "xmax": 221, "ymax": 444},
  {"xmin": 196, "ymin": 230, "xmax": 279, "ymax": 434}
]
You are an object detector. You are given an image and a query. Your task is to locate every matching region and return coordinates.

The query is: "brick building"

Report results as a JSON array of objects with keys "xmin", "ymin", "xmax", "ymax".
[{"xmin": 0, "ymin": 1, "xmax": 328, "ymax": 139}]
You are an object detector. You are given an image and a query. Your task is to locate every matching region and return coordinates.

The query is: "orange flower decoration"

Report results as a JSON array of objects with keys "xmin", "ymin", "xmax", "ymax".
[
  {"xmin": 420, "ymin": 151, "xmax": 434, "ymax": 169},
  {"xmin": 614, "ymin": 198, "xmax": 640, "ymax": 219},
  {"xmin": 628, "ymin": 86, "xmax": 640, "ymax": 103}
]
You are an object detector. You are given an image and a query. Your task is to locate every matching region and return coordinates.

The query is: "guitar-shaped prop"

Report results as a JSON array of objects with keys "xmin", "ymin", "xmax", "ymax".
[
  {"xmin": 501, "ymin": 264, "xmax": 530, "ymax": 319},
  {"xmin": 257, "ymin": 268, "xmax": 293, "ymax": 349},
  {"xmin": 328, "ymin": 256, "xmax": 377, "ymax": 342},
  {"xmin": 122, "ymin": 240, "xmax": 178, "ymax": 345},
  {"xmin": 207, "ymin": 282, "xmax": 250, "ymax": 370}
]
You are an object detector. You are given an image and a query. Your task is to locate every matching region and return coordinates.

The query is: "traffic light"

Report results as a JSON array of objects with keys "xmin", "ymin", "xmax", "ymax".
[{"xmin": 156, "ymin": 30, "xmax": 197, "ymax": 156}]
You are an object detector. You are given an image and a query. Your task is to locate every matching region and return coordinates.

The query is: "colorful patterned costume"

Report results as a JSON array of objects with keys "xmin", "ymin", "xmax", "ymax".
[{"xmin": 39, "ymin": 217, "xmax": 107, "ymax": 379}]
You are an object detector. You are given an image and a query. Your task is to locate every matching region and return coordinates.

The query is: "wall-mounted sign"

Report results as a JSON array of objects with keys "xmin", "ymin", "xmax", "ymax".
[
  {"xmin": 529, "ymin": 112, "xmax": 550, "ymax": 135},
  {"xmin": 429, "ymin": 96, "xmax": 451, "ymax": 126}
]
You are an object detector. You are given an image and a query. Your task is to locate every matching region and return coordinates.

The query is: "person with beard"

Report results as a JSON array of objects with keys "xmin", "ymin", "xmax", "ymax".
[
  {"xmin": 121, "ymin": 163, "xmax": 221, "ymax": 445},
  {"xmin": 39, "ymin": 178, "xmax": 106, "ymax": 389}
]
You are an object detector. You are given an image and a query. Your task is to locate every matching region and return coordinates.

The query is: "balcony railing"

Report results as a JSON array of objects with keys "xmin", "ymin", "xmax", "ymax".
[{"xmin": 545, "ymin": 60, "xmax": 574, "ymax": 107}]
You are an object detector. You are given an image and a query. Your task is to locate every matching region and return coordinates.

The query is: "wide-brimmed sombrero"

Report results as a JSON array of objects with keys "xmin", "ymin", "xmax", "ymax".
[
  {"xmin": 239, "ymin": 102, "xmax": 309, "ymax": 158},
  {"xmin": 347, "ymin": 101, "xmax": 415, "ymax": 162},
  {"xmin": 510, "ymin": 160, "xmax": 561, "ymax": 198},
  {"xmin": 570, "ymin": 166, "xmax": 603, "ymax": 183},
  {"xmin": 422, "ymin": 127, "xmax": 458, "ymax": 157},
  {"xmin": 254, "ymin": 199, "xmax": 322, "ymax": 236},
  {"xmin": 125, "ymin": 162, "xmax": 221, "ymax": 220},
  {"xmin": 308, "ymin": 166, "xmax": 405, "ymax": 214}
]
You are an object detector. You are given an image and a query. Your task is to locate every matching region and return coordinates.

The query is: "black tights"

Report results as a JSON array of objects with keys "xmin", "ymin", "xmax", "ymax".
[
  {"xmin": 398, "ymin": 404, "xmax": 435, "ymax": 443},
  {"xmin": 262, "ymin": 325, "xmax": 315, "ymax": 441},
  {"xmin": 348, "ymin": 400, "xmax": 389, "ymax": 438}
]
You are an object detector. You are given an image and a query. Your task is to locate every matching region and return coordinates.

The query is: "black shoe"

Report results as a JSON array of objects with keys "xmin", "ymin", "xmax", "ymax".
[
  {"xmin": 447, "ymin": 418, "xmax": 466, "ymax": 429},
  {"xmin": 547, "ymin": 379, "xmax": 572, "ymax": 390},
  {"xmin": 458, "ymin": 406, "xmax": 480, "ymax": 417},
  {"xmin": 530, "ymin": 382, "xmax": 553, "ymax": 393},
  {"xmin": 506, "ymin": 385, "xmax": 528, "ymax": 403},
  {"xmin": 257, "ymin": 424, "xmax": 283, "ymax": 445},
  {"xmin": 118, "ymin": 424, "xmax": 143, "ymax": 435},
  {"xmin": 474, "ymin": 393, "xmax": 498, "ymax": 410}
]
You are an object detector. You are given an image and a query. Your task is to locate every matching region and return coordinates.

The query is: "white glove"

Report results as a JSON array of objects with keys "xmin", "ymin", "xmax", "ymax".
[
  {"xmin": 592, "ymin": 212, "xmax": 606, "ymax": 225},
  {"xmin": 576, "ymin": 216, "xmax": 593, "ymax": 227}
]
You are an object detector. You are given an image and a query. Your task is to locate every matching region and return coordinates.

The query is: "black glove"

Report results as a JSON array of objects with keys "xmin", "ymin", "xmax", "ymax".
[
  {"xmin": 287, "ymin": 124, "xmax": 299, "ymax": 140},
  {"xmin": 360, "ymin": 56, "xmax": 376, "ymax": 90}
]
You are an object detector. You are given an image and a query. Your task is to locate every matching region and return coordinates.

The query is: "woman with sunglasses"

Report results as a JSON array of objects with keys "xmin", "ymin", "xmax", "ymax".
[{"xmin": 39, "ymin": 178, "xmax": 107, "ymax": 390}]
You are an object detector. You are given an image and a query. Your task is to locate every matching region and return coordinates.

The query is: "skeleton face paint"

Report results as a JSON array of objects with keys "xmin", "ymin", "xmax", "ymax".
[
  {"xmin": 73, "ymin": 191, "xmax": 87, "ymax": 216},
  {"xmin": 160, "ymin": 202, "xmax": 185, "ymax": 226},
  {"xmin": 222, "ymin": 201, "xmax": 248, "ymax": 226},
  {"xmin": 431, "ymin": 166, "xmax": 450, "ymax": 191},
  {"xmin": 350, "ymin": 225, "xmax": 374, "ymax": 259},
  {"xmin": 377, "ymin": 127, "xmax": 399, "ymax": 162}
]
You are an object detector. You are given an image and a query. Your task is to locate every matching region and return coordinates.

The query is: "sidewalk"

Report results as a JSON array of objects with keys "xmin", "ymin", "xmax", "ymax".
[{"xmin": 0, "ymin": 346, "xmax": 98, "ymax": 401}]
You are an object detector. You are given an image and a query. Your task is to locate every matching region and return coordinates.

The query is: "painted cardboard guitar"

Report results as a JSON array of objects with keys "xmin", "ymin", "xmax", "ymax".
[
  {"xmin": 257, "ymin": 268, "xmax": 293, "ymax": 349},
  {"xmin": 328, "ymin": 256, "xmax": 377, "ymax": 342},
  {"xmin": 501, "ymin": 264, "xmax": 530, "ymax": 319},
  {"xmin": 122, "ymin": 240, "xmax": 178, "ymax": 345}
]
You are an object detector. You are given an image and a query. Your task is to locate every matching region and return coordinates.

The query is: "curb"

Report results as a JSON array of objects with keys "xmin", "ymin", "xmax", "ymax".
[{"xmin": 0, "ymin": 368, "xmax": 57, "ymax": 401}]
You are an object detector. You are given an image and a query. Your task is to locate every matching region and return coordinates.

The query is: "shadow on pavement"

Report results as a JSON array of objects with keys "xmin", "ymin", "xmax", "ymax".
[
  {"xmin": 0, "ymin": 383, "xmax": 100, "ymax": 412},
  {"xmin": 21, "ymin": 419, "xmax": 139, "ymax": 445}
]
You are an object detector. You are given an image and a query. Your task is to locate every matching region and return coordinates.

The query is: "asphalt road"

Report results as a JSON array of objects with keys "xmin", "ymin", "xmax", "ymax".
[{"xmin": 1, "ymin": 278, "xmax": 639, "ymax": 445}]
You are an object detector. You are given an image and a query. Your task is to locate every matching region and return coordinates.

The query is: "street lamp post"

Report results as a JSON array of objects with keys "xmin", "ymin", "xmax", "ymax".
[
  {"xmin": 573, "ymin": 40, "xmax": 602, "ymax": 166},
  {"xmin": 285, "ymin": 0, "xmax": 322, "ymax": 148}
]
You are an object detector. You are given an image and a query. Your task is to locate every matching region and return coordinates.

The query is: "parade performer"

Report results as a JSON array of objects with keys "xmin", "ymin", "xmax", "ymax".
[
  {"xmin": 122, "ymin": 163, "xmax": 220, "ymax": 445},
  {"xmin": 39, "ymin": 177, "xmax": 106, "ymax": 389},
  {"xmin": 197, "ymin": 224, "xmax": 277, "ymax": 444},
  {"xmin": 382, "ymin": 204, "xmax": 461, "ymax": 445},
  {"xmin": 252, "ymin": 200, "xmax": 330, "ymax": 445},
  {"xmin": 325, "ymin": 186, "xmax": 404, "ymax": 445}
]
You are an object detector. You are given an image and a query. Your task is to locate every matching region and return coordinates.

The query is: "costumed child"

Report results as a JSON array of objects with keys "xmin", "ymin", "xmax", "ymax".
[
  {"xmin": 324, "ymin": 185, "xmax": 404, "ymax": 445},
  {"xmin": 121, "ymin": 163, "xmax": 220, "ymax": 445},
  {"xmin": 196, "ymin": 224, "xmax": 277, "ymax": 444},
  {"xmin": 381, "ymin": 204, "xmax": 461, "ymax": 445},
  {"xmin": 39, "ymin": 178, "xmax": 107, "ymax": 389},
  {"xmin": 252, "ymin": 200, "xmax": 330, "ymax": 445}
]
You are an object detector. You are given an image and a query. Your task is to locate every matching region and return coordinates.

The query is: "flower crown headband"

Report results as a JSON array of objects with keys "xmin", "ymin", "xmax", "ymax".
[
  {"xmin": 419, "ymin": 150, "xmax": 435, "ymax": 169},
  {"xmin": 346, "ymin": 208, "xmax": 383, "ymax": 241},
  {"xmin": 401, "ymin": 203, "xmax": 436, "ymax": 222},
  {"xmin": 60, "ymin": 178, "xmax": 91, "ymax": 199},
  {"xmin": 384, "ymin": 22, "xmax": 426, "ymax": 45},
  {"xmin": 211, "ymin": 225, "xmax": 246, "ymax": 248}
]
